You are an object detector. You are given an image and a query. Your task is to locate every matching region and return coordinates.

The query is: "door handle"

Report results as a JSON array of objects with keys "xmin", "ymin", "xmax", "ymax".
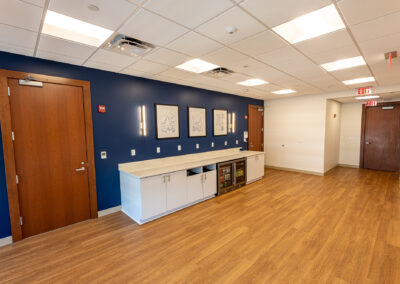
[
  {"xmin": 365, "ymin": 141, "xmax": 371, "ymax": 145},
  {"xmin": 75, "ymin": 167, "xmax": 85, "ymax": 172}
]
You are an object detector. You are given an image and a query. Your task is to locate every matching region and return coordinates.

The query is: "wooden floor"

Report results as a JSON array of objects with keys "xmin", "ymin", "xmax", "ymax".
[{"xmin": 0, "ymin": 167, "xmax": 399, "ymax": 283}]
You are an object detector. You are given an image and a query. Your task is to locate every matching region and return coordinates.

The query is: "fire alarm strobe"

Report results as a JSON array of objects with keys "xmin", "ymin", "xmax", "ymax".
[{"xmin": 98, "ymin": 105, "xmax": 106, "ymax": 113}]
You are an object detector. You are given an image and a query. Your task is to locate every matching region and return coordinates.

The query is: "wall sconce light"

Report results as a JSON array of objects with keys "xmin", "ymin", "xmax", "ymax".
[
  {"xmin": 232, "ymin": 112, "xmax": 236, "ymax": 133},
  {"xmin": 228, "ymin": 113, "xmax": 232, "ymax": 133},
  {"xmin": 140, "ymin": 105, "xmax": 147, "ymax": 136}
]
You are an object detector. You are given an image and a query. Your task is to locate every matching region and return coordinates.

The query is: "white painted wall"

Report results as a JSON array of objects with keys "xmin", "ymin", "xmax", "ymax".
[
  {"xmin": 324, "ymin": 100, "xmax": 341, "ymax": 172},
  {"xmin": 264, "ymin": 95, "xmax": 326, "ymax": 174},
  {"xmin": 339, "ymin": 103, "xmax": 363, "ymax": 167}
]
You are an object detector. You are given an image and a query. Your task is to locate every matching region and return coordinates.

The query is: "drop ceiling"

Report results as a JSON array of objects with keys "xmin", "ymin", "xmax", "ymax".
[{"xmin": 1, "ymin": 0, "xmax": 400, "ymax": 100}]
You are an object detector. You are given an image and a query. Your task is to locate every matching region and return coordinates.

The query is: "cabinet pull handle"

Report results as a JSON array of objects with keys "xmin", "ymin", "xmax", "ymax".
[
  {"xmin": 204, "ymin": 174, "xmax": 207, "ymax": 181},
  {"xmin": 168, "ymin": 175, "xmax": 171, "ymax": 182}
]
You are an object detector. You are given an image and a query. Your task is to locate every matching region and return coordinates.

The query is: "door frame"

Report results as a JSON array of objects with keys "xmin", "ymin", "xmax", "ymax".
[
  {"xmin": 359, "ymin": 101, "xmax": 400, "ymax": 169},
  {"xmin": 248, "ymin": 105, "xmax": 264, "ymax": 151},
  {"xmin": 0, "ymin": 69, "xmax": 98, "ymax": 242}
]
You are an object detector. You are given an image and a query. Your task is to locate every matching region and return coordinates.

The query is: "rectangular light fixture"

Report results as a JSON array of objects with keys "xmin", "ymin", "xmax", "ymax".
[
  {"xmin": 232, "ymin": 113, "xmax": 236, "ymax": 133},
  {"xmin": 343, "ymin": 77, "xmax": 375, "ymax": 85},
  {"xmin": 237, "ymin": 79, "xmax": 268, "ymax": 86},
  {"xmin": 42, "ymin": 10, "xmax": 113, "ymax": 47},
  {"xmin": 272, "ymin": 89, "xmax": 296, "ymax": 95},
  {"xmin": 321, "ymin": 56, "xmax": 366, "ymax": 71},
  {"xmin": 354, "ymin": 95, "xmax": 380, "ymax": 100},
  {"xmin": 140, "ymin": 105, "xmax": 147, "ymax": 136},
  {"xmin": 272, "ymin": 4, "xmax": 345, "ymax": 44},
  {"xmin": 176, "ymin": 59, "xmax": 219, "ymax": 73}
]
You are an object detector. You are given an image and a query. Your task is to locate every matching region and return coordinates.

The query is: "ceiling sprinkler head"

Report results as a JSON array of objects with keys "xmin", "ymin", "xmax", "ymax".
[
  {"xmin": 226, "ymin": 26, "xmax": 238, "ymax": 34},
  {"xmin": 88, "ymin": 4, "xmax": 100, "ymax": 12}
]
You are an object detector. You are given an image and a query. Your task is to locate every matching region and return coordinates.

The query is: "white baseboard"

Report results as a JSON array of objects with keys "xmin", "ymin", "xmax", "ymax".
[
  {"xmin": 265, "ymin": 165, "xmax": 324, "ymax": 176},
  {"xmin": 98, "ymin": 205, "xmax": 122, "ymax": 217},
  {"xmin": 0, "ymin": 236, "xmax": 12, "ymax": 247}
]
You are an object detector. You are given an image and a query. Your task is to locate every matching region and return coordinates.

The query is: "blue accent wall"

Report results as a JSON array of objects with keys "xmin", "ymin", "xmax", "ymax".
[{"xmin": 0, "ymin": 51, "xmax": 263, "ymax": 238}]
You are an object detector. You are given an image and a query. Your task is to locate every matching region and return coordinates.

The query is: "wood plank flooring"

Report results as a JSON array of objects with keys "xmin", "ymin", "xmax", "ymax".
[{"xmin": 0, "ymin": 167, "xmax": 399, "ymax": 283}]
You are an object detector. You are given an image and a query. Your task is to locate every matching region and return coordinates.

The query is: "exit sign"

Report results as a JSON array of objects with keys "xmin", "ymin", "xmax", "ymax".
[
  {"xmin": 358, "ymin": 87, "xmax": 372, "ymax": 95},
  {"xmin": 365, "ymin": 100, "xmax": 377, "ymax": 107}
]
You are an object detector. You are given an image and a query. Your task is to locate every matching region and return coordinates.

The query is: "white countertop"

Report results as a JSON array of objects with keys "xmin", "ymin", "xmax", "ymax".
[{"xmin": 119, "ymin": 148, "xmax": 264, "ymax": 178}]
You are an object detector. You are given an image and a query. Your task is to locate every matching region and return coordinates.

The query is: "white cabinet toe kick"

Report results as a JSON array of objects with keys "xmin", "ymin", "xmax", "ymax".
[{"xmin": 119, "ymin": 148, "xmax": 264, "ymax": 224}]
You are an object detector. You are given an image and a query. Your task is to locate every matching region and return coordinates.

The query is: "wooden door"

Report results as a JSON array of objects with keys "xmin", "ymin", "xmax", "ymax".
[
  {"xmin": 8, "ymin": 78, "xmax": 91, "ymax": 238},
  {"xmin": 362, "ymin": 104, "xmax": 400, "ymax": 172},
  {"xmin": 248, "ymin": 105, "xmax": 264, "ymax": 151}
]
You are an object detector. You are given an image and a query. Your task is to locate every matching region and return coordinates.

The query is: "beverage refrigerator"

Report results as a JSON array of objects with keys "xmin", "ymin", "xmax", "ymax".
[{"xmin": 217, "ymin": 158, "xmax": 246, "ymax": 195}]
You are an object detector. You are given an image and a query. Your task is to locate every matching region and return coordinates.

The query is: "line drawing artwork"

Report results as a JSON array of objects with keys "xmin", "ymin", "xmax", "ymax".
[
  {"xmin": 189, "ymin": 107, "xmax": 206, "ymax": 137},
  {"xmin": 213, "ymin": 109, "xmax": 227, "ymax": 136},
  {"xmin": 156, "ymin": 104, "xmax": 179, "ymax": 139}
]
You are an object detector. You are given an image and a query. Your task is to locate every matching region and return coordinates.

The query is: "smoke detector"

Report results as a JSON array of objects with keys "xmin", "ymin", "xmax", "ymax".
[
  {"xmin": 203, "ymin": 67, "xmax": 234, "ymax": 79},
  {"xmin": 105, "ymin": 34, "xmax": 155, "ymax": 57}
]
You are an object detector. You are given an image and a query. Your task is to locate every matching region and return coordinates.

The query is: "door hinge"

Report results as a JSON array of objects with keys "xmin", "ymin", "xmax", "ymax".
[
  {"xmin": 20, "ymin": 216, "xmax": 23, "ymax": 226},
  {"xmin": 7, "ymin": 86, "xmax": 10, "ymax": 97},
  {"xmin": 261, "ymin": 128, "xmax": 264, "ymax": 132},
  {"xmin": 16, "ymin": 175, "xmax": 19, "ymax": 184},
  {"xmin": 11, "ymin": 131, "xmax": 15, "ymax": 141}
]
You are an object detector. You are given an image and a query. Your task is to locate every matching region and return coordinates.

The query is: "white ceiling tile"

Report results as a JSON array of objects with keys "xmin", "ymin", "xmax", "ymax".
[
  {"xmin": 119, "ymin": 9, "xmax": 188, "ymax": 46},
  {"xmin": 127, "ymin": 59, "xmax": 170, "ymax": 74},
  {"xmin": 143, "ymin": 0, "xmax": 233, "ymax": 29},
  {"xmin": 23, "ymin": 0, "xmax": 45, "ymax": 7},
  {"xmin": 306, "ymin": 44, "xmax": 360, "ymax": 64},
  {"xmin": 241, "ymin": 0, "xmax": 331, "ymax": 27},
  {"xmin": 201, "ymin": 47, "xmax": 248, "ymax": 69},
  {"xmin": 0, "ymin": 42, "xmax": 34, "ymax": 57},
  {"xmin": 338, "ymin": 0, "xmax": 400, "ymax": 26},
  {"xmin": 330, "ymin": 65, "xmax": 372, "ymax": 81},
  {"xmin": 38, "ymin": 35, "xmax": 96, "ymax": 60},
  {"xmin": 195, "ymin": 7, "xmax": 265, "ymax": 45},
  {"xmin": 0, "ymin": 24, "xmax": 37, "ymax": 51},
  {"xmin": 49, "ymin": 0, "xmax": 138, "ymax": 30},
  {"xmin": 230, "ymin": 30, "xmax": 288, "ymax": 57},
  {"xmin": 0, "ymin": 0, "xmax": 43, "ymax": 32},
  {"xmin": 143, "ymin": 48, "xmax": 191, "ymax": 66},
  {"xmin": 36, "ymin": 50, "xmax": 85, "ymax": 65},
  {"xmin": 167, "ymin": 32, "xmax": 222, "ymax": 57},
  {"xmin": 90, "ymin": 49, "xmax": 138, "ymax": 68},
  {"xmin": 121, "ymin": 68, "xmax": 153, "ymax": 78},
  {"xmin": 127, "ymin": 0, "xmax": 145, "ymax": 5},
  {"xmin": 156, "ymin": 68, "xmax": 193, "ymax": 80},
  {"xmin": 256, "ymin": 45, "xmax": 304, "ymax": 66},
  {"xmin": 369, "ymin": 60, "xmax": 400, "ymax": 85},
  {"xmin": 295, "ymin": 30, "xmax": 357, "ymax": 59},
  {"xmin": 84, "ymin": 60, "xmax": 122, "ymax": 72},
  {"xmin": 221, "ymin": 73, "xmax": 251, "ymax": 83},
  {"xmin": 350, "ymin": 11, "xmax": 400, "ymax": 42}
]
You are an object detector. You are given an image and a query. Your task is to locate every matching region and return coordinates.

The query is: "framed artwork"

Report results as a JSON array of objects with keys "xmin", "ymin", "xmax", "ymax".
[
  {"xmin": 155, "ymin": 104, "xmax": 180, "ymax": 139},
  {"xmin": 188, "ymin": 107, "xmax": 206, "ymax": 138},
  {"xmin": 213, "ymin": 109, "xmax": 228, "ymax": 136}
]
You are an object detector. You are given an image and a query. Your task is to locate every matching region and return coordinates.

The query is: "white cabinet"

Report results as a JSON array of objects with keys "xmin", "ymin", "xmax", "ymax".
[
  {"xmin": 203, "ymin": 170, "xmax": 217, "ymax": 197},
  {"xmin": 187, "ymin": 174, "xmax": 203, "ymax": 203},
  {"xmin": 247, "ymin": 154, "xmax": 265, "ymax": 183},
  {"xmin": 166, "ymin": 170, "xmax": 187, "ymax": 210},
  {"xmin": 141, "ymin": 175, "xmax": 166, "ymax": 220}
]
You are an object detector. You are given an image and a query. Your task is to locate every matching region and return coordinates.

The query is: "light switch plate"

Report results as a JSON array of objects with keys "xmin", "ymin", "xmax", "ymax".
[
  {"xmin": 224, "ymin": 141, "xmax": 228, "ymax": 146},
  {"xmin": 101, "ymin": 151, "xmax": 107, "ymax": 159},
  {"xmin": 236, "ymin": 140, "xmax": 238, "ymax": 145},
  {"xmin": 178, "ymin": 145, "xmax": 181, "ymax": 151},
  {"xmin": 157, "ymin": 147, "xmax": 160, "ymax": 153},
  {"xmin": 196, "ymin": 144, "xmax": 199, "ymax": 149},
  {"xmin": 211, "ymin": 142, "xmax": 214, "ymax": 147},
  {"xmin": 131, "ymin": 149, "xmax": 136, "ymax": 156}
]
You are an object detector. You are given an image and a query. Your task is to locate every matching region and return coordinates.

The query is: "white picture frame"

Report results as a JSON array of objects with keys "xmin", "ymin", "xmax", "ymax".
[
  {"xmin": 213, "ymin": 109, "xmax": 228, "ymax": 136},
  {"xmin": 188, "ymin": 107, "xmax": 206, "ymax": 138},
  {"xmin": 155, "ymin": 104, "xmax": 180, "ymax": 139}
]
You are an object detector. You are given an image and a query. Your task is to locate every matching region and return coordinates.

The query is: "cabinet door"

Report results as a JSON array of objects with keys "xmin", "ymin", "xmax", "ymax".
[
  {"xmin": 187, "ymin": 174, "xmax": 203, "ymax": 203},
  {"xmin": 255, "ymin": 154, "xmax": 265, "ymax": 178},
  {"xmin": 203, "ymin": 170, "xmax": 217, "ymax": 197},
  {"xmin": 246, "ymin": 155, "xmax": 256, "ymax": 183},
  {"xmin": 141, "ymin": 175, "xmax": 167, "ymax": 220},
  {"xmin": 166, "ymin": 170, "xmax": 187, "ymax": 211}
]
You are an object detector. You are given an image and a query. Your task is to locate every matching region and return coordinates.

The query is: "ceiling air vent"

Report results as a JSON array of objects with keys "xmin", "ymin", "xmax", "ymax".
[
  {"xmin": 203, "ymin": 67, "xmax": 234, "ymax": 79},
  {"xmin": 105, "ymin": 34, "xmax": 155, "ymax": 57}
]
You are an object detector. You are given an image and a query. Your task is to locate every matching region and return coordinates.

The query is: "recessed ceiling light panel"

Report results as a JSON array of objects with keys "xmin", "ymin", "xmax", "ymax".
[
  {"xmin": 272, "ymin": 89, "xmax": 296, "ymax": 95},
  {"xmin": 176, "ymin": 59, "xmax": 219, "ymax": 73},
  {"xmin": 343, "ymin": 77, "xmax": 375, "ymax": 85},
  {"xmin": 321, "ymin": 56, "xmax": 366, "ymax": 71},
  {"xmin": 272, "ymin": 4, "xmax": 345, "ymax": 44},
  {"xmin": 354, "ymin": 95, "xmax": 380, "ymax": 100},
  {"xmin": 237, "ymin": 79, "xmax": 268, "ymax": 86},
  {"xmin": 42, "ymin": 10, "xmax": 113, "ymax": 47}
]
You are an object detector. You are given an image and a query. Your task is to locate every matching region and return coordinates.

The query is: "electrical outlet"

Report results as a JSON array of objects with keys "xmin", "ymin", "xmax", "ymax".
[
  {"xmin": 101, "ymin": 151, "xmax": 107, "ymax": 159},
  {"xmin": 224, "ymin": 141, "xmax": 228, "ymax": 146},
  {"xmin": 196, "ymin": 144, "xmax": 199, "ymax": 149},
  {"xmin": 211, "ymin": 142, "xmax": 214, "ymax": 147},
  {"xmin": 236, "ymin": 140, "xmax": 238, "ymax": 145},
  {"xmin": 131, "ymin": 149, "xmax": 136, "ymax": 156},
  {"xmin": 157, "ymin": 147, "xmax": 160, "ymax": 153},
  {"xmin": 178, "ymin": 145, "xmax": 181, "ymax": 151}
]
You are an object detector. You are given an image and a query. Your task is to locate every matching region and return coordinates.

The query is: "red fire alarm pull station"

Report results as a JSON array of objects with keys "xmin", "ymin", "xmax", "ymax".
[
  {"xmin": 244, "ymin": 115, "xmax": 248, "ymax": 119},
  {"xmin": 334, "ymin": 114, "xmax": 336, "ymax": 118},
  {"xmin": 98, "ymin": 105, "xmax": 106, "ymax": 113}
]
